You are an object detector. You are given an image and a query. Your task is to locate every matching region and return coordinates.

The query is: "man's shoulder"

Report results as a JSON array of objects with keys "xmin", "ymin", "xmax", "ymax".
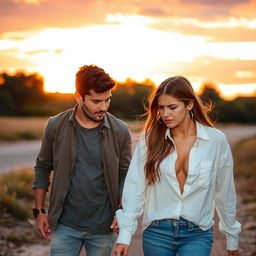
[
  {"xmin": 49, "ymin": 107, "xmax": 74, "ymax": 123},
  {"xmin": 105, "ymin": 113, "xmax": 129, "ymax": 132},
  {"xmin": 46, "ymin": 107, "xmax": 75, "ymax": 131}
]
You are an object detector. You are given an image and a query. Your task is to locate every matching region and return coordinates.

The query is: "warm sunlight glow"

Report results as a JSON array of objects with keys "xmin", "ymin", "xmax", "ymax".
[
  {"xmin": 1, "ymin": 12, "xmax": 256, "ymax": 98},
  {"xmin": 217, "ymin": 83, "xmax": 256, "ymax": 100},
  {"xmin": 156, "ymin": 17, "xmax": 256, "ymax": 29},
  {"xmin": 15, "ymin": 0, "xmax": 40, "ymax": 3},
  {"xmin": 235, "ymin": 71, "xmax": 255, "ymax": 78},
  {"xmin": 106, "ymin": 13, "xmax": 154, "ymax": 26},
  {"xmin": 0, "ymin": 24, "xmax": 208, "ymax": 93}
]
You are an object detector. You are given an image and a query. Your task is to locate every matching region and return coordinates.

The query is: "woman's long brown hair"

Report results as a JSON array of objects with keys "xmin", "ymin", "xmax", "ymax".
[{"xmin": 143, "ymin": 76, "xmax": 214, "ymax": 185}]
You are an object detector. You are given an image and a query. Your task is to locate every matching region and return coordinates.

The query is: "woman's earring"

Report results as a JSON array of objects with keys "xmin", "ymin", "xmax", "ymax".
[{"xmin": 189, "ymin": 110, "xmax": 194, "ymax": 120}]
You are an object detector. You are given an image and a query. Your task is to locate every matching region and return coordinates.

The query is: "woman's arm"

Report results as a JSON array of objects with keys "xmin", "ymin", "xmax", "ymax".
[
  {"xmin": 116, "ymin": 136, "xmax": 148, "ymax": 246},
  {"xmin": 215, "ymin": 136, "xmax": 241, "ymax": 252}
]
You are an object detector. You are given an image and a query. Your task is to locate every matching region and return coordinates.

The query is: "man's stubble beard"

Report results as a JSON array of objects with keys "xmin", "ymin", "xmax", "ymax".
[{"xmin": 81, "ymin": 104, "xmax": 105, "ymax": 123}]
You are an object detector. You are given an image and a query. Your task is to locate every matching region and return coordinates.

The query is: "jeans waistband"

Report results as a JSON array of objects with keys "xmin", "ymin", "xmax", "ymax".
[{"xmin": 158, "ymin": 217, "xmax": 198, "ymax": 229}]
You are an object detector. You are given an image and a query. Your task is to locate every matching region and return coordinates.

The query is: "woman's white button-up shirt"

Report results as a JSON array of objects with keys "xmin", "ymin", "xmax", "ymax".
[{"xmin": 116, "ymin": 122, "xmax": 241, "ymax": 250}]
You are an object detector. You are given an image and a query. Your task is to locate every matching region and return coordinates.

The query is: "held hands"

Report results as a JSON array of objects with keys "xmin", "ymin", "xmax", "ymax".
[
  {"xmin": 36, "ymin": 213, "xmax": 52, "ymax": 241},
  {"xmin": 110, "ymin": 215, "xmax": 120, "ymax": 233},
  {"xmin": 227, "ymin": 249, "xmax": 240, "ymax": 256},
  {"xmin": 114, "ymin": 243, "xmax": 129, "ymax": 256},
  {"xmin": 111, "ymin": 215, "xmax": 129, "ymax": 255}
]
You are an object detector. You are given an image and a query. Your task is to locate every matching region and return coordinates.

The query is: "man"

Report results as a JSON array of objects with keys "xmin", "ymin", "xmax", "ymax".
[{"xmin": 33, "ymin": 65, "xmax": 132, "ymax": 256}]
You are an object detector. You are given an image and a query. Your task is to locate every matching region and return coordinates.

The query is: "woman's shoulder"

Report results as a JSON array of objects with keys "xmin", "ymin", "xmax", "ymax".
[{"xmin": 203, "ymin": 124, "xmax": 227, "ymax": 143}]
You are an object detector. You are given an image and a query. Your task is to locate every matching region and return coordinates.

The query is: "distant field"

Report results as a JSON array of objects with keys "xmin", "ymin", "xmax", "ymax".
[
  {"xmin": 0, "ymin": 117, "xmax": 144, "ymax": 141},
  {"xmin": 0, "ymin": 117, "xmax": 48, "ymax": 141}
]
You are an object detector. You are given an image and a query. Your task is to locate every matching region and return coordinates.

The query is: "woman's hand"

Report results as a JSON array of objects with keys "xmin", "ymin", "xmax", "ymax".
[
  {"xmin": 114, "ymin": 243, "xmax": 129, "ymax": 256},
  {"xmin": 110, "ymin": 216, "xmax": 120, "ymax": 233},
  {"xmin": 227, "ymin": 249, "xmax": 239, "ymax": 256}
]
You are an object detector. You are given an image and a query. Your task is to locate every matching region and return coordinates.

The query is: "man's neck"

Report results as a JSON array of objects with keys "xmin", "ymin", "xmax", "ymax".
[{"xmin": 75, "ymin": 106, "xmax": 102, "ymax": 129}]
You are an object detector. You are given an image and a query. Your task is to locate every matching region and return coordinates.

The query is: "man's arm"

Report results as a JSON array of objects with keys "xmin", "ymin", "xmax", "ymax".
[
  {"xmin": 34, "ymin": 188, "xmax": 52, "ymax": 241},
  {"xmin": 111, "ymin": 126, "xmax": 131, "ymax": 233},
  {"xmin": 33, "ymin": 117, "xmax": 55, "ymax": 241},
  {"xmin": 118, "ymin": 127, "xmax": 132, "ymax": 199}
]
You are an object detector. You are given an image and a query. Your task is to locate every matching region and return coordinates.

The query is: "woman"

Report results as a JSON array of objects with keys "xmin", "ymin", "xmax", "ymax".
[{"xmin": 114, "ymin": 76, "xmax": 241, "ymax": 256}]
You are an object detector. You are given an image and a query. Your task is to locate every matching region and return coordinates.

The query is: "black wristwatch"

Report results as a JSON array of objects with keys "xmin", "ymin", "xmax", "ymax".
[{"xmin": 33, "ymin": 208, "xmax": 46, "ymax": 218}]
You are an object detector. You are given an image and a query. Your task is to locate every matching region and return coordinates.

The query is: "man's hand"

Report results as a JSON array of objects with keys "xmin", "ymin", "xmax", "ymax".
[
  {"xmin": 227, "ymin": 249, "xmax": 239, "ymax": 256},
  {"xmin": 36, "ymin": 213, "xmax": 52, "ymax": 241},
  {"xmin": 110, "ymin": 216, "xmax": 119, "ymax": 233},
  {"xmin": 114, "ymin": 243, "xmax": 129, "ymax": 256}
]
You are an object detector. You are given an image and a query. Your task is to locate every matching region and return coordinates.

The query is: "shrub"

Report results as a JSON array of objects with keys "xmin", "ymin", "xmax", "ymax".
[{"xmin": 0, "ymin": 169, "xmax": 34, "ymax": 221}]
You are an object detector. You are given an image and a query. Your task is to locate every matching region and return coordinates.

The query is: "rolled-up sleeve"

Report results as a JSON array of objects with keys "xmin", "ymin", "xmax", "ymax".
[
  {"xmin": 215, "ymin": 137, "xmax": 241, "ymax": 250},
  {"xmin": 116, "ymin": 137, "xmax": 147, "ymax": 245},
  {"xmin": 33, "ymin": 118, "xmax": 54, "ymax": 190}
]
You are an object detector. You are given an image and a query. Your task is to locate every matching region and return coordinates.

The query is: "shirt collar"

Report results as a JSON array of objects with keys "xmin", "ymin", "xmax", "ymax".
[
  {"xmin": 165, "ymin": 121, "xmax": 210, "ymax": 141},
  {"xmin": 68, "ymin": 104, "xmax": 110, "ymax": 129}
]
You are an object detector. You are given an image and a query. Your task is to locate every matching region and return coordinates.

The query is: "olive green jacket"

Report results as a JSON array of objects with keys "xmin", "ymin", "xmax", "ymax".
[{"xmin": 33, "ymin": 106, "xmax": 132, "ymax": 230}]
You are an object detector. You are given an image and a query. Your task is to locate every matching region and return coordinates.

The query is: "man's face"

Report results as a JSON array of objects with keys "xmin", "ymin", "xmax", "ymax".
[{"xmin": 77, "ymin": 89, "xmax": 112, "ymax": 122}]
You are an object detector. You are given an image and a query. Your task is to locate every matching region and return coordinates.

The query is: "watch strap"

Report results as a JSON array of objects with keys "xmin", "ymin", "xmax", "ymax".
[{"xmin": 33, "ymin": 208, "xmax": 46, "ymax": 218}]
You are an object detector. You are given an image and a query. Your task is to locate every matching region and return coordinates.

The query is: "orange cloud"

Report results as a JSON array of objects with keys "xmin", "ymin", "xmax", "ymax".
[{"xmin": 0, "ymin": 0, "xmax": 255, "ymax": 98}]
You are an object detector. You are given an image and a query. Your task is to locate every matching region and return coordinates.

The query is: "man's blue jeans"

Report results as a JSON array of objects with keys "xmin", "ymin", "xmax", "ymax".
[
  {"xmin": 51, "ymin": 224, "xmax": 115, "ymax": 256},
  {"xmin": 143, "ymin": 218, "xmax": 213, "ymax": 256}
]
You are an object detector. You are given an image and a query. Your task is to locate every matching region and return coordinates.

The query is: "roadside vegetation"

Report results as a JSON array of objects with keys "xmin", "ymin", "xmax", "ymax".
[
  {"xmin": 0, "ymin": 117, "xmax": 47, "ymax": 141},
  {"xmin": 0, "ymin": 117, "xmax": 144, "ymax": 141},
  {"xmin": 0, "ymin": 169, "xmax": 42, "ymax": 255},
  {"xmin": 0, "ymin": 169, "xmax": 34, "ymax": 221},
  {"xmin": 233, "ymin": 136, "xmax": 256, "ymax": 207}
]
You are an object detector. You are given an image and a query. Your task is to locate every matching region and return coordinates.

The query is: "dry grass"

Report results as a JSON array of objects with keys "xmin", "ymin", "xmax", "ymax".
[
  {"xmin": 0, "ymin": 117, "xmax": 48, "ymax": 141},
  {"xmin": 125, "ymin": 120, "xmax": 144, "ymax": 133},
  {"xmin": 233, "ymin": 136, "xmax": 256, "ymax": 178},
  {"xmin": 0, "ymin": 168, "xmax": 34, "ymax": 221},
  {"xmin": 0, "ymin": 168, "xmax": 43, "ymax": 249},
  {"xmin": 0, "ymin": 117, "xmax": 144, "ymax": 141},
  {"xmin": 233, "ymin": 136, "xmax": 256, "ymax": 204}
]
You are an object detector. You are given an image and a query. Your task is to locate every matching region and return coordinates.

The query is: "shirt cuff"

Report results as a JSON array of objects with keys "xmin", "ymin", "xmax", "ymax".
[
  {"xmin": 116, "ymin": 229, "xmax": 133, "ymax": 245},
  {"xmin": 227, "ymin": 235, "xmax": 239, "ymax": 250}
]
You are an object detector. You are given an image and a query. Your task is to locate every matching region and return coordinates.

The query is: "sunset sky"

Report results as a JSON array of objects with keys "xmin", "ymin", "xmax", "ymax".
[{"xmin": 0, "ymin": 0, "xmax": 256, "ymax": 99}]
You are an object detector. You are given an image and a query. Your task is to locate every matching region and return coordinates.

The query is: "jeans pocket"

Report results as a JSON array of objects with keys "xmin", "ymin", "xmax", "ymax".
[
  {"xmin": 146, "ymin": 220, "xmax": 159, "ymax": 229},
  {"xmin": 188, "ymin": 222, "xmax": 213, "ymax": 233}
]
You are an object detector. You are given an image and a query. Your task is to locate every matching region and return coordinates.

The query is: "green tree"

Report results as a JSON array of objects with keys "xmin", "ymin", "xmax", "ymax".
[
  {"xmin": 109, "ymin": 79, "xmax": 154, "ymax": 120},
  {"xmin": 0, "ymin": 91, "xmax": 16, "ymax": 115},
  {"xmin": 0, "ymin": 72, "xmax": 45, "ymax": 116}
]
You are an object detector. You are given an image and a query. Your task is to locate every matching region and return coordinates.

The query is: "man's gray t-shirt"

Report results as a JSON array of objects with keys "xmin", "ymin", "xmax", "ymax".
[{"xmin": 59, "ymin": 121, "xmax": 113, "ymax": 233}]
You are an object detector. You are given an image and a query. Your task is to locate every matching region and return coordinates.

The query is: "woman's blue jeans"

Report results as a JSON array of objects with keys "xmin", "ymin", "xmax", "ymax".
[
  {"xmin": 143, "ymin": 218, "xmax": 213, "ymax": 256},
  {"xmin": 51, "ymin": 224, "xmax": 115, "ymax": 256}
]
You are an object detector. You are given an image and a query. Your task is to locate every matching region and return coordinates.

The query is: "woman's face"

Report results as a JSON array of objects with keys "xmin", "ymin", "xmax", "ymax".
[{"xmin": 157, "ymin": 94, "xmax": 192, "ymax": 129}]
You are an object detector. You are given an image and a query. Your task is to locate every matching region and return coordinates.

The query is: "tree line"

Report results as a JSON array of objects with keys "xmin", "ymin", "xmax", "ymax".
[{"xmin": 0, "ymin": 72, "xmax": 255, "ymax": 123}]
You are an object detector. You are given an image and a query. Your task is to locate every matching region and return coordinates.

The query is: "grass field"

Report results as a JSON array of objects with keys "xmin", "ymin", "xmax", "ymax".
[
  {"xmin": 0, "ymin": 117, "xmax": 48, "ymax": 141},
  {"xmin": 0, "ymin": 117, "xmax": 144, "ymax": 141},
  {"xmin": 233, "ymin": 136, "xmax": 256, "ymax": 206}
]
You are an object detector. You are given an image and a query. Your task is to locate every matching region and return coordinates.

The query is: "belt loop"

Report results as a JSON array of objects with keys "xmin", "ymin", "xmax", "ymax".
[{"xmin": 187, "ymin": 220, "xmax": 192, "ymax": 230}]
